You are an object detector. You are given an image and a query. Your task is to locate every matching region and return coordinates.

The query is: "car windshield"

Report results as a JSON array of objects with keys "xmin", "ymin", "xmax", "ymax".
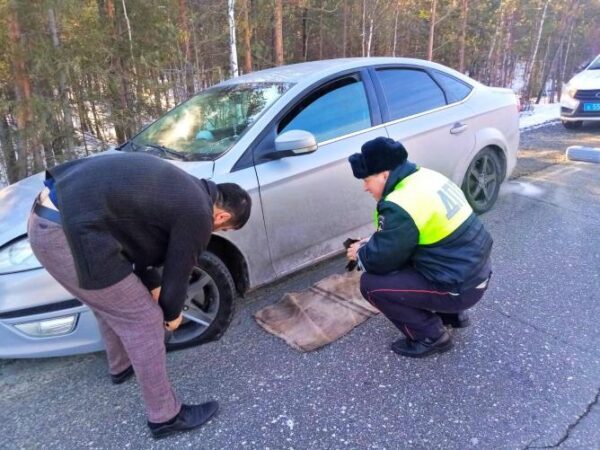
[
  {"xmin": 131, "ymin": 82, "xmax": 292, "ymax": 160},
  {"xmin": 588, "ymin": 56, "xmax": 600, "ymax": 70}
]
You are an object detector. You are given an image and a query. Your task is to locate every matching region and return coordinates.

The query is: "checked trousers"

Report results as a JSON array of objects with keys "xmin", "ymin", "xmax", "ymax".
[{"xmin": 28, "ymin": 210, "xmax": 181, "ymax": 423}]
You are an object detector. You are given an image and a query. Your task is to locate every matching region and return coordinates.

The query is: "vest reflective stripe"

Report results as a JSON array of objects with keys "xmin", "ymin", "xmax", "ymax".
[{"xmin": 377, "ymin": 168, "xmax": 473, "ymax": 245}]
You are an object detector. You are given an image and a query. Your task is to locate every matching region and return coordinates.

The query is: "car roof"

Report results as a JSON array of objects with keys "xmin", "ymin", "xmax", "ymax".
[{"xmin": 218, "ymin": 57, "xmax": 475, "ymax": 87}]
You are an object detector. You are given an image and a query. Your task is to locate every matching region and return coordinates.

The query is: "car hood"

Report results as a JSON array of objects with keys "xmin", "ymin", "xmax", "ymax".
[
  {"xmin": 568, "ymin": 69, "xmax": 600, "ymax": 90},
  {"xmin": 0, "ymin": 151, "xmax": 215, "ymax": 246},
  {"xmin": 0, "ymin": 172, "xmax": 45, "ymax": 245}
]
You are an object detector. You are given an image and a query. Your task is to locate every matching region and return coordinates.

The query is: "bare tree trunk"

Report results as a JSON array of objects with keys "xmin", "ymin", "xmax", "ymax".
[
  {"xmin": 191, "ymin": 23, "xmax": 201, "ymax": 85},
  {"xmin": 319, "ymin": 8, "xmax": 324, "ymax": 59},
  {"xmin": 163, "ymin": 71, "xmax": 171, "ymax": 110},
  {"xmin": 498, "ymin": 7, "xmax": 515, "ymax": 86},
  {"xmin": 485, "ymin": 0, "xmax": 505, "ymax": 85},
  {"xmin": 88, "ymin": 76, "xmax": 105, "ymax": 142},
  {"xmin": 391, "ymin": 2, "xmax": 400, "ymax": 57},
  {"xmin": 342, "ymin": 0, "xmax": 348, "ymax": 57},
  {"xmin": 273, "ymin": 0, "xmax": 284, "ymax": 66},
  {"xmin": 102, "ymin": 0, "xmax": 132, "ymax": 141},
  {"xmin": 48, "ymin": 7, "xmax": 75, "ymax": 158},
  {"xmin": 560, "ymin": 19, "xmax": 576, "ymax": 99},
  {"xmin": 523, "ymin": 0, "xmax": 550, "ymax": 100},
  {"xmin": 458, "ymin": 0, "xmax": 469, "ymax": 72},
  {"xmin": 241, "ymin": 0, "xmax": 253, "ymax": 73},
  {"xmin": 366, "ymin": 3, "xmax": 375, "ymax": 57},
  {"xmin": 153, "ymin": 70, "xmax": 163, "ymax": 117},
  {"xmin": 0, "ymin": 114, "xmax": 18, "ymax": 184},
  {"xmin": 121, "ymin": 0, "xmax": 135, "ymax": 65},
  {"xmin": 177, "ymin": 0, "xmax": 194, "ymax": 97},
  {"xmin": 399, "ymin": 1, "xmax": 411, "ymax": 57},
  {"xmin": 535, "ymin": 2, "xmax": 578, "ymax": 103},
  {"xmin": 427, "ymin": 0, "xmax": 437, "ymax": 61},
  {"xmin": 549, "ymin": 42, "xmax": 562, "ymax": 103},
  {"xmin": 8, "ymin": 0, "xmax": 37, "ymax": 179},
  {"xmin": 302, "ymin": 4, "xmax": 309, "ymax": 60},
  {"xmin": 228, "ymin": 0, "xmax": 239, "ymax": 77},
  {"xmin": 361, "ymin": 0, "xmax": 366, "ymax": 57}
]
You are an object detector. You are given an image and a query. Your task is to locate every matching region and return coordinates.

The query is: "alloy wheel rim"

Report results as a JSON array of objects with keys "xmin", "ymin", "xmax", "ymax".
[
  {"xmin": 466, "ymin": 154, "xmax": 498, "ymax": 210},
  {"xmin": 168, "ymin": 267, "xmax": 220, "ymax": 344}
]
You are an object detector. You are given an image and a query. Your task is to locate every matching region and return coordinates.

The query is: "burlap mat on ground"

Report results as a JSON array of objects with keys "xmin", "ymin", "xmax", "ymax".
[{"xmin": 254, "ymin": 271, "xmax": 379, "ymax": 352}]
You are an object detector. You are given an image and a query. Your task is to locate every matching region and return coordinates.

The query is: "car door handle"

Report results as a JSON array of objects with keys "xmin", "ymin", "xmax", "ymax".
[{"xmin": 450, "ymin": 123, "xmax": 468, "ymax": 134}]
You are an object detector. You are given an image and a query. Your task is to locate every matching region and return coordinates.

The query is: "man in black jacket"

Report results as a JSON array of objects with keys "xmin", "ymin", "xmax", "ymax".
[
  {"xmin": 346, "ymin": 137, "xmax": 492, "ymax": 358},
  {"xmin": 27, "ymin": 152, "xmax": 251, "ymax": 438}
]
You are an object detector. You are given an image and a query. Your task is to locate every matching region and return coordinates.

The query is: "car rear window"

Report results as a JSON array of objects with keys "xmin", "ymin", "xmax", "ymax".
[
  {"xmin": 376, "ymin": 68, "xmax": 446, "ymax": 121},
  {"xmin": 432, "ymin": 70, "xmax": 473, "ymax": 103}
]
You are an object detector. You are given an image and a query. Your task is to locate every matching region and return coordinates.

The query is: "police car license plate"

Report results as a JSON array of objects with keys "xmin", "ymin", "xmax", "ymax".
[{"xmin": 583, "ymin": 102, "xmax": 600, "ymax": 112}]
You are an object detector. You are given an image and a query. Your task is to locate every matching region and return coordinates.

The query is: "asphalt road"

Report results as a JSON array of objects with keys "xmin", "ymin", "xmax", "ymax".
[{"xmin": 1, "ymin": 122, "xmax": 599, "ymax": 450}]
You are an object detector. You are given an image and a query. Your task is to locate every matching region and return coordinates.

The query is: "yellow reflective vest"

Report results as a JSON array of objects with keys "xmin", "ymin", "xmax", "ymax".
[{"xmin": 376, "ymin": 167, "xmax": 473, "ymax": 245}]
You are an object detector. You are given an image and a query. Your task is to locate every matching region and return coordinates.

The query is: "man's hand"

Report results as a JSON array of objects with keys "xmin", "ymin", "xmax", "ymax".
[
  {"xmin": 165, "ymin": 313, "xmax": 183, "ymax": 331},
  {"xmin": 346, "ymin": 242, "xmax": 361, "ymax": 261},
  {"xmin": 150, "ymin": 287, "xmax": 161, "ymax": 303}
]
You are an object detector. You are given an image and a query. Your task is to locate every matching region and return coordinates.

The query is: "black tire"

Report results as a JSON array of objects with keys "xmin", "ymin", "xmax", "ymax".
[
  {"xmin": 461, "ymin": 147, "xmax": 502, "ymax": 214},
  {"xmin": 562, "ymin": 120, "xmax": 583, "ymax": 129},
  {"xmin": 166, "ymin": 251, "xmax": 236, "ymax": 351}
]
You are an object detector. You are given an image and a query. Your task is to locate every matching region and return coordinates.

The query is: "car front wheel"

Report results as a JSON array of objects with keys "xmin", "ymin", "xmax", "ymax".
[
  {"xmin": 166, "ymin": 251, "xmax": 236, "ymax": 351},
  {"xmin": 462, "ymin": 147, "xmax": 502, "ymax": 214}
]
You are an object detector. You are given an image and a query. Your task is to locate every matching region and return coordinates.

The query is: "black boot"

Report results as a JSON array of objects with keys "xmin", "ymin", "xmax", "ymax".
[
  {"xmin": 148, "ymin": 401, "xmax": 219, "ymax": 439},
  {"xmin": 438, "ymin": 311, "xmax": 470, "ymax": 328},
  {"xmin": 110, "ymin": 365, "xmax": 134, "ymax": 384},
  {"xmin": 391, "ymin": 330, "xmax": 453, "ymax": 358}
]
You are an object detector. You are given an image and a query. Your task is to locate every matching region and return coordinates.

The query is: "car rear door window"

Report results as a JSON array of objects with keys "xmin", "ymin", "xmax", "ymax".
[
  {"xmin": 279, "ymin": 77, "xmax": 371, "ymax": 142},
  {"xmin": 432, "ymin": 70, "xmax": 473, "ymax": 103},
  {"xmin": 376, "ymin": 68, "xmax": 446, "ymax": 120}
]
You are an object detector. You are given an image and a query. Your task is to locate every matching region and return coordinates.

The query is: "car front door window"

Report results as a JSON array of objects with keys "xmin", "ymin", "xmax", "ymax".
[{"xmin": 278, "ymin": 77, "xmax": 371, "ymax": 142}]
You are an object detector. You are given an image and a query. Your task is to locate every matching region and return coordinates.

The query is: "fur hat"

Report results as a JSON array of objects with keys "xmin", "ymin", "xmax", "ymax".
[{"xmin": 348, "ymin": 137, "xmax": 408, "ymax": 179}]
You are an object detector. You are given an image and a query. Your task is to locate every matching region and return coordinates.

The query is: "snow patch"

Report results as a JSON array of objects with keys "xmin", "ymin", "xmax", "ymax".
[
  {"xmin": 519, "ymin": 103, "xmax": 560, "ymax": 130},
  {"xmin": 500, "ymin": 181, "xmax": 545, "ymax": 198}
]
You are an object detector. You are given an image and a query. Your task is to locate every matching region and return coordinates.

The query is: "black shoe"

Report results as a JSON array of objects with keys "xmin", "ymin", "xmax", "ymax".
[
  {"xmin": 391, "ymin": 330, "xmax": 454, "ymax": 358},
  {"xmin": 438, "ymin": 311, "xmax": 470, "ymax": 328},
  {"xmin": 110, "ymin": 365, "xmax": 134, "ymax": 385},
  {"xmin": 148, "ymin": 401, "xmax": 219, "ymax": 439}
]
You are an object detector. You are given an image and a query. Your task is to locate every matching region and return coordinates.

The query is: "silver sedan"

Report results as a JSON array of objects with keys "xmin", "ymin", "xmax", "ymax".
[{"xmin": 0, "ymin": 57, "xmax": 519, "ymax": 358}]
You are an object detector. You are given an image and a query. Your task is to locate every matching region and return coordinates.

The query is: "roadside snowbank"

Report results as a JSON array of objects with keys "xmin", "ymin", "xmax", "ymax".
[{"xmin": 519, "ymin": 103, "xmax": 560, "ymax": 130}]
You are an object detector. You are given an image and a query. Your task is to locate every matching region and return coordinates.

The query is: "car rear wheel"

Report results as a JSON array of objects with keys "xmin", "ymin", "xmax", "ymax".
[
  {"xmin": 166, "ymin": 251, "xmax": 236, "ymax": 351},
  {"xmin": 562, "ymin": 120, "xmax": 583, "ymax": 129},
  {"xmin": 462, "ymin": 147, "xmax": 502, "ymax": 214}
]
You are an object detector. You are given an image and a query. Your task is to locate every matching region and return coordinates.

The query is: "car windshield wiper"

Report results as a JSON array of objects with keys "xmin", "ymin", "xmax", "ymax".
[
  {"xmin": 128, "ymin": 141, "xmax": 188, "ymax": 161},
  {"xmin": 122, "ymin": 140, "xmax": 217, "ymax": 161},
  {"xmin": 184, "ymin": 153, "xmax": 218, "ymax": 161}
]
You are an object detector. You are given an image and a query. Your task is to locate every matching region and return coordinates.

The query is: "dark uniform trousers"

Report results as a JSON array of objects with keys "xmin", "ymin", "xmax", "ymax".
[{"xmin": 360, "ymin": 267, "xmax": 489, "ymax": 341}]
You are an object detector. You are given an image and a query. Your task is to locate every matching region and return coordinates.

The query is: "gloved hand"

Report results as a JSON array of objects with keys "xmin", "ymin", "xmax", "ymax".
[{"xmin": 343, "ymin": 238, "xmax": 360, "ymax": 271}]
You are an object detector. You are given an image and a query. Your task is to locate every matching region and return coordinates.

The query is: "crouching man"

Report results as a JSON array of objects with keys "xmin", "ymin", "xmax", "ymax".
[{"xmin": 346, "ymin": 137, "xmax": 492, "ymax": 358}]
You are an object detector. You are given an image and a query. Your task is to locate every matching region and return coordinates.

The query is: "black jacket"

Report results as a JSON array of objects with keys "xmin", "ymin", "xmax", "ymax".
[
  {"xmin": 48, "ymin": 152, "xmax": 216, "ymax": 321},
  {"xmin": 358, "ymin": 162, "xmax": 492, "ymax": 292}
]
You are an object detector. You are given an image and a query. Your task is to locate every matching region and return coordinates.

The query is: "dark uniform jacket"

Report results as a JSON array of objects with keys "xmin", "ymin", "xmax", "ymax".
[
  {"xmin": 358, "ymin": 161, "xmax": 492, "ymax": 292},
  {"xmin": 47, "ymin": 152, "xmax": 216, "ymax": 321}
]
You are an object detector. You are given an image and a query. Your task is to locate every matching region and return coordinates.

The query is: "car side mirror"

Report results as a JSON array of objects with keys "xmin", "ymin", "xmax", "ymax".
[{"xmin": 266, "ymin": 130, "xmax": 318, "ymax": 160}]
